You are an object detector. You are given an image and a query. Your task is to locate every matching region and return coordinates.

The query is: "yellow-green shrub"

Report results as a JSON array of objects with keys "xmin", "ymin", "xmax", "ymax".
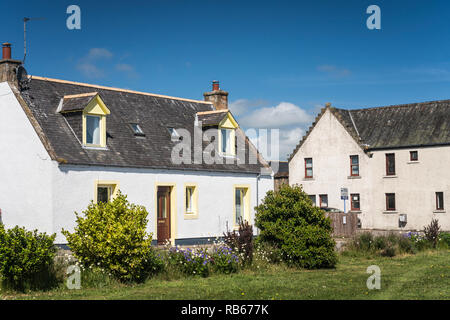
[
  {"xmin": 62, "ymin": 192, "xmax": 163, "ymax": 283},
  {"xmin": 0, "ymin": 224, "xmax": 57, "ymax": 291}
]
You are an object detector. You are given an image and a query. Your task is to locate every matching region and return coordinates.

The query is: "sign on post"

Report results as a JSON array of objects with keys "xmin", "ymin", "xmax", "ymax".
[
  {"xmin": 340, "ymin": 188, "xmax": 348, "ymax": 200},
  {"xmin": 341, "ymin": 187, "xmax": 348, "ymax": 213}
]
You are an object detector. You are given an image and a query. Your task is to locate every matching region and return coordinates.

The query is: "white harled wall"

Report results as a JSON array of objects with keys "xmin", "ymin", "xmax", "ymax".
[
  {"xmin": 52, "ymin": 165, "xmax": 272, "ymax": 243},
  {"xmin": 0, "ymin": 82, "xmax": 54, "ymax": 234}
]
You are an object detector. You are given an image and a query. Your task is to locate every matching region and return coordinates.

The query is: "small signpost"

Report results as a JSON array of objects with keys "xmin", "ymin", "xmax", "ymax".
[{"xmin": 340, "ymin": 187, "xmax": 348, "ymax": 213}]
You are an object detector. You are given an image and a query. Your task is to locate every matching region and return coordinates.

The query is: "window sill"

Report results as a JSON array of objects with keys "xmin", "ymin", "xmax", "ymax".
[
  {"xmin": 383, "ymin": 211, "xmax": 398, "ymax": 214},
  {"xmin": 407, "ymin": 161, "xmax": 419, "ymax": 164},
  {"xmin": 349, "ymin": 210, "xmax": 362, "ymax": 214},
  {"xmin": 184, "ymin": 213, "xmax": 199, "ymax": 220},
  {"xmin": 83, "ymin": 145, "xmax": 108, "ymax": 150},
  {"xmin": 433, "ymin": 210, "xmax": 446, "ymax": 213},
  {"xmin": 383, "ymin": 175, "xmax": 397, "ymax": 179},
  {"xmin": 303, "ymin": 177, "xmax": 314, "ymax": 181},
  {"xmin": 347, "ymin": 175, "xmax": 361, "ymax": 179}
]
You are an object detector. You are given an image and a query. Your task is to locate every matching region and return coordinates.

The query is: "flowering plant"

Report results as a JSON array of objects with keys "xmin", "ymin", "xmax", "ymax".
[
  {"xmin": 167, "ymin": 247, "xmax": 210, "ymax": 277},
  {"xmin": 210, "ymin": 245, "xmax": 239, "ymax": 274}
]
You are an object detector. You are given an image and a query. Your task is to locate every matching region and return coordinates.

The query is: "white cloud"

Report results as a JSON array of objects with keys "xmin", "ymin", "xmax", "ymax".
[
  {"xmin": 237, "ymin": 101, "xmax": 312, "ymax": 160},
  {"xmin": 115, "ymin": 63, "xmax": 139, "ymax": 79},
  {"xmin": 317, "ymin": 64, "xmax": 350, "ymax": 77},
  {"xmin": 87, "ymin": 48, "xmax": 113, "ymax": 60},
  {"xmin": 245, "ymin": 126, "xmax": 305, "ymax": 161},
  {"xmin": 76, "ymin": 48, "xmax": 139, "ymax": 79},
  {"xmin": 76, "ymin": 62, "xmax": 104, "ymax": 78},
  {"xmin": 239, "ymin": 102, "xmax": 313, "ymax": 128},
  {"xmin": 229, "ymin": 99, "xmax": 268, "ymax": 117}
]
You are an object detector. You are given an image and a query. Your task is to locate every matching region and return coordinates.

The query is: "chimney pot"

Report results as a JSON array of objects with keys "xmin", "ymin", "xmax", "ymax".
[
  {"xmin": 212, "ymin": 80, "xmax": 219, "ymax": 91},
  {"xmin": 2, "ymin": 42, "xmax": 11, "ymax": 60}
]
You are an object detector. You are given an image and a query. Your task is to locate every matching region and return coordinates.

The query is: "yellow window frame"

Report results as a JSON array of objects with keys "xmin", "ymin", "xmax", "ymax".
[
  {"xmin": 184, "ymin": 183, "xmax": 199, "ymax": 219},
  {"xmin": 94, "ymin": 180, "xmax": 120, "ymax": 204},
  {"xmin": 233, "ymin": 184, "xmax": 250, "ymax": 229}
]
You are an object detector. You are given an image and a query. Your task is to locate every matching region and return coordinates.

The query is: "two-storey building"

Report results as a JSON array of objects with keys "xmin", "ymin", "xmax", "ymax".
[{"xmin": 289, "ymin": 102, "xmax": 450, "ymax": 232}]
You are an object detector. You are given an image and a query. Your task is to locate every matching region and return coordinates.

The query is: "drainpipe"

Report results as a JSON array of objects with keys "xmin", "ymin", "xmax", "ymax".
[{"xmin": 255, "ymin": 173, "xmax": 261, "ymax": 235}]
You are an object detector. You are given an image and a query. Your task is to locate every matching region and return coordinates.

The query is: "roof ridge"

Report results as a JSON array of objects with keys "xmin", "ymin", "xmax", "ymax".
[
  {"xmin": 196, "ymin": 110, "xmax": 228, "ymax": 115},
  {"xmin": 29, "ymin": 75, "xmax": 214, "ymax": 105},
  {"xmin": 63, "ymin": 92, "xmax": 98, "ymax": 99},
  {"xmin": 339, "ymin": 99, "xmax": 450, "ymax": 112}
]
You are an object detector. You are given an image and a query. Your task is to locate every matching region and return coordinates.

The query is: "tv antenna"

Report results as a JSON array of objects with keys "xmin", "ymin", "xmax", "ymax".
[{"xmin": 23, "ymin": 17, "xmax": 45, "ymax": 65}]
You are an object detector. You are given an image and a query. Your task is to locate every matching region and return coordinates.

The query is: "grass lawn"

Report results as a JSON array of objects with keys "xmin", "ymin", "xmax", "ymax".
[{"xmin": 1, "ymin": 249, "xmax": 448, "ymax": 300}]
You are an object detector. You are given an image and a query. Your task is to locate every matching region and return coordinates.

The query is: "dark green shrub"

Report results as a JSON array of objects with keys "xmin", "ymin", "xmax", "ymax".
[
  {"xmin": 0, "ymin": 224, "xmax": 57, "ymax": 292},
  {"xmin": 223, "ymin": 218, "xmax": 254, "ymax": 266},
  {"xmin": 373, "ymin": 235, "xmax": 387, "ymax": 250},
  {"xmin": 398, "ymin": 236, "xmax": 416, "ymax": 254},
  {"xmin": 380, "ymin": 244, "xmax": 396, "ymax": 257},
  {"xmin": 62, "ymin": 192, "xmax": 163, "ymax": 283},
  {"xmin": 356, "ymin": 232, "xmax": 374, "ymax": 251},
  {"xmin": 438, "ymin": 232, "xmax": 450, "ymax": 248},
  {"xmin": 255, "ymin": 184, "xmax": 337, "ymax": 269},
  {"xmin": 424, "ymin": 219, "xmax": 441, "ymax": 248}
]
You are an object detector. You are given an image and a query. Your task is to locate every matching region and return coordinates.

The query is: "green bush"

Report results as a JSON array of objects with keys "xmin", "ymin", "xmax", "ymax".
[
  {"xmin": 438, "ymin": 232, "xmax": 450, "ymax": 248},
  {"xmin": 397, "ymin": 236, "xmax": 416, "ymax": 254},
  {"xmin": 62, "ymin": 192, "xmax": 163, "ymax": 283},
  {"xmin": 346, "ymin": 232, "xmax": 422, "ymax": 257},
  {"xmin": 0, "ymin": 224, "xmax": 57, "ymax": 292},
  {"xmin": 255, "ymin": 184, "xmax": 337, "ymax": 269}
]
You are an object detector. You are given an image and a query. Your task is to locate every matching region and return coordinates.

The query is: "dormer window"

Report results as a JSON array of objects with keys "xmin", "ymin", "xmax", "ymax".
[
  {"xmin": 82, "ymin": 95, "xmax": 109, "ymax": 148},
  {"xmin": 195, "ymin": 110, "xmax": 239, "ymax": 156},
  {"xmin": 218, "ymin": 113, "xmax": 237, "ymax": 156},
  {"xmin": 58, "ymin": 92, "xmax": 110, "ymax": 148}
]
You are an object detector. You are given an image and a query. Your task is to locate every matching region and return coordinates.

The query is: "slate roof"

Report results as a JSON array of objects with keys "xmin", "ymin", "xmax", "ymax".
[
  {"xmin": 197, "ymin": 111, "xmax": 229, "ymax": 126},
  {"xmin": 288, "ymin": 100, "xmax": 450, "ymax": 160},
  {"xmin": 19, "ymin": 76, "xmax": 269, "ymax": 174},
  {"xmin": 268, "ymin": 161, "xmax": 288, "ymax": 178},
  {"xmin": 58, "ymin": 93, "xmax": 98, "ymax": 113}
]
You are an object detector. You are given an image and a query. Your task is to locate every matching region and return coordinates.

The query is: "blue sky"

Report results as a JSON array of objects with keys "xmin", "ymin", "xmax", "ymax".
[{"xmin": 1, "ymin": 0, "xmax": 449, "ymax": 159}]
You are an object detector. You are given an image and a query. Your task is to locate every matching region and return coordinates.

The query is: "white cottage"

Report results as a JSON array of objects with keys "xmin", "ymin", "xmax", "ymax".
[
  {"xmin": 0, "ymin": 43, "xmax": 273, "ymax": 245},
  {"xmin": 289, "ymin": 102, "xmax": 450, "ymax": 232}
]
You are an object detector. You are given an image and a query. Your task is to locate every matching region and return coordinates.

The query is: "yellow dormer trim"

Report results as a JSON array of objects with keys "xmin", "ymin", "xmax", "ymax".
[
  {"xmin": 82, "ymin": 95, "xmax": 110, "ymax": 148},
  {"xmin": 84, "ymin": 94, "xmax": 110, "ymax": 116},
  {"xmin": 219, "ymin": 112, "xmax": 238, "ymax": 129}
]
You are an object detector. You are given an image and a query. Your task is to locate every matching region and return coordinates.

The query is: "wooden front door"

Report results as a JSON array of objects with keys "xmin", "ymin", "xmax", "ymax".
[{"xmin": 157, "ymin": 186, "xmax": 171, "ymax": 245}]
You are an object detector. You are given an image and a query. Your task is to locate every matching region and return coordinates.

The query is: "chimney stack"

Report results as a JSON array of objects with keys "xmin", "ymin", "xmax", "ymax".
[
  {"xmin": 203, "ymin": 80, "xmax": 229, "ymax": 110},
  {"xmin": 0, "ymin": 42, "xmax": 22, "ymax": 84}
]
